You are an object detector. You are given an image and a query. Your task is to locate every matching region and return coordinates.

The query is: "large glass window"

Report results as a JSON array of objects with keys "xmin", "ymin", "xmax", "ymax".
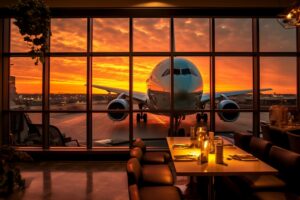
[
  {"xmin": 10, "ymin": 58, "xmax": 42, "ymax": 110},
  {"xmin": 51, "ymin": 18, "xmax": 87, "ymax": 52},
  {"xmin": 6, "ymin": 17, "xmax": 299, "ymax": 149},
  {"xmin": 215, "ymin": 18, "xmax": 252, "ymax": 52},
  {"xmin": 133, "ymin": 18, "xmax": 170, "ymax": 52},
  {"xmin": 174, "ymin": 18, "xmax": 210, "ymax": 52},
  {"xmin": 260, "ymin": 19, "xmax": 297, "ymax": 52}
]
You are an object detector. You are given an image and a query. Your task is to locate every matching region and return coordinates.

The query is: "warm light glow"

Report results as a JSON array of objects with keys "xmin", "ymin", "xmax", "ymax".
[{"xmin": 9, "ymin": 19, "xmax": 297, "ymax": 95}]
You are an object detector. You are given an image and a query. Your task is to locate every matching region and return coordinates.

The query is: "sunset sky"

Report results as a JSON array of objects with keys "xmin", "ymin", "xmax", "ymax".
[{"xmin": 10, "ymin": 18, "xmax": 297, "ymax": 95}]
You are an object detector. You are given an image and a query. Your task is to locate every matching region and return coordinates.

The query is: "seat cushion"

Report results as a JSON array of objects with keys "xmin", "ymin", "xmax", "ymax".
[
  {"xmin": 231, "ymin": 175, "xmax": 286, "ymax": 191},
  {"xmin": 143, "ymin": 152, "xmax": 170, "ymax": 164},
  {"xmin": 139, "ymin": 186, "xmax": 182, "ymax": 200},
  {"xmin": 252, "ymin": 191, "xmax": 300, "ymax": 200},
  {"xmin": 234, "ymin": 132, "xmax": 252, "ymax": 152},
  {"xmin": 129, "ymin": 184, "xmax": 140, "ymax": 200},
  {"xmin": 142, "ymin": 165, "xmax": 174, "ymax": 186}
]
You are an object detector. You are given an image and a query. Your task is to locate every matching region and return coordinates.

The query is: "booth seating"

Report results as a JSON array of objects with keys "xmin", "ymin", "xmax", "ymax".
[
  {"xmin": 127, "ymin": 158, "xmax": 183, "ymax": 200},
  {"xmin": 286, "ymin": 130, "xmax": 300, "ymax": 154},
  {"xmin": 231, "ymin": 132, "xmax": 300, "ymax": 200},
  {"xmin": 268, "ymin": 126, "xmax": 290, "ymax": 149},
  {"xmin": 132, "ymin": 138, "xmax": 170, "ymax": 164}
]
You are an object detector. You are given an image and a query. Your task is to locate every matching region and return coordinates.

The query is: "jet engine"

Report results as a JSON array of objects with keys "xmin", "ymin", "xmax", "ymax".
[
  {"xmin": 217, "ymin": 99, "xmax": 240, "ymax": 122},
  {"xmin": 107, "ymin": 99, "xmax": 129, "ymax": 121}
]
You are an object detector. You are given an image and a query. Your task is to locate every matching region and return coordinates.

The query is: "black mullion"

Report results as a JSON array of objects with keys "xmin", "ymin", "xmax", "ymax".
[
  {"xmin": 42, "ymin": 19, "xmax": 51, "ymax": 149},
  {"xmin": 87, "ymin": 17, "xmax": 93, "ymax": 149},
  {"xmin": 297, "ymin": 27, "xmax": 300, "ymax": 111},
  {"xmin": 170, "ymin": 17, "xmax": 174, "ymax": 136},
  {"xmin": 210, "ymin": 18, "xmax": 215, "ymax": 132},
  {"xmin": 1, "ymin": 18, "xmax": 10, "ymax": 145},
  {"xmin": 129, "ymin": 17, "xmax": 133, "ymax": 147},
  {"xmin": 252, "ymin": 18, "xmax": 260, "ymax": 137}
]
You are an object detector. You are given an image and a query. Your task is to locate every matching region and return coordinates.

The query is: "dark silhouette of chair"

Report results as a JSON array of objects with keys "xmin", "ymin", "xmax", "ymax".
[
  {"xmin": 287, "ymin": 130, "xmax": 300, "ymax": 154},
  {"xmin": 34, "ymin": 124, "xmax": 80, "ymax": 146},
  {"xmin": 268, "ymin": 126, "xmax": 289, "ymax": 149},
  {"xmin": 260, "ymin": 121, "xmax": 271, "ymax": 141}
]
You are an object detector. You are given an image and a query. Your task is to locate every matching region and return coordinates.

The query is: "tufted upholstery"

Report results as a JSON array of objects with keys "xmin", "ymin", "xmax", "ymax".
[
  {"xmin": 132, "ymin": 138, "xmax": 170, "ymax": 164},
  {"xmin": 269, "ymin": 146, "xmax": 300, "ymax": 187},
  {"xmin": 286, "ymin": 131, "xmax": 300, "ymax": 154},
  {"xmin": 249, "ymin": 137, "xmax": 272, "ymax": 162},
  {"xmin": 234, "ymin": 132, "xmax": 252, "ymax": 152}
]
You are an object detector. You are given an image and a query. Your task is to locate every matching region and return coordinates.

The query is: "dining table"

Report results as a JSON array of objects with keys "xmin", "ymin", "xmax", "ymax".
[{"xmin": 167, "ymin": 136, "xmax": 278, "ymax": 200}]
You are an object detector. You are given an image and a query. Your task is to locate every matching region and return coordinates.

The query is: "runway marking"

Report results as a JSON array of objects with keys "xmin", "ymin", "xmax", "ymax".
[{"xmin": 151, "ymin": 115, "xmax": 169, "ymax": 127}]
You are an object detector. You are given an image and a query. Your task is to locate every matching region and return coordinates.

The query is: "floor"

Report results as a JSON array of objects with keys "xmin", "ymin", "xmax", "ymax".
[
  {"xmin": 3, "ymin": 161, "xmax": 130, "ymax": 200},
  {"xmin": 2, "ymin": 161, "xmax": 218, "ymax": 200}
]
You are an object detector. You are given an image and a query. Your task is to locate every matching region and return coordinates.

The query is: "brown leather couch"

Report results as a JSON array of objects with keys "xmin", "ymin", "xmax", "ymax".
[
  {"xmin": 127, "ymin": 158, "xmax": 183, "ymax": 200},
  {"xmin": 132, "ymin": 138, "xmax": 170, "ymax": 164}
]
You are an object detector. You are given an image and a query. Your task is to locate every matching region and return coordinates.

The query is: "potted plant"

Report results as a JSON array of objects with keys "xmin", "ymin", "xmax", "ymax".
[
  {"xmin": 11, "ymin": 0, "xmax": 51, "ymax": 65},
  {"xmin": 0, "ymin": 145, "xmax": 32, "ymax": 196}
]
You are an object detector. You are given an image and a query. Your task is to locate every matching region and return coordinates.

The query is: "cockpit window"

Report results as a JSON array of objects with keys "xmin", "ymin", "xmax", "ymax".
[
  {"xmin": 190, "ymin": 68, "xmax": 198, "ymax": 77},
  {"xmin": 174, "ymin": 68, "xmax": 180, "ymax": 75},
  {"xmin": 161, "ymin": 69, "xmax": 170, "ymax": 77},
  {"xmin": 161, "ymin": 68, "xmax": 198, "ymax": 77},
  {"xmin": 182, "ymin": 68, "xmax": 191, "ymax": 75}
]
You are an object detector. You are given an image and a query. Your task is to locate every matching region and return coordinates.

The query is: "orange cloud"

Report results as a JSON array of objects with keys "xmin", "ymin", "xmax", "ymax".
[{"xmin": 9, "ymin": 18, "xmax": 297, "ymax": 96}]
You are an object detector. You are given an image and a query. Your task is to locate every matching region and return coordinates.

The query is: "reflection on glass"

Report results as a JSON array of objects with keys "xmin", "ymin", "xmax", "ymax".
[
  {"xmin": 260, "ymin": 57, "xmax": 297, "ymax": 108},
  {"xmin": 92, "ymin": 57, "xmax": 129, "ymax": 110},
  {"xmin": 174, "ymin": 57, "xmax": 210, "ymax": 110},
  {"xmin": 51, "ymin": 18, "xmax": 87, "ymax": 52},
  {"xmin": 215, "ymin": 19, "xmax": 252, "ymax": 52},
  {"xmin": 133, "ymin": 112, "xmax": 170, "ymax": 140},
  {"xmin": 93, "ymin": 113, "xmax": 129, "ymax": 146},
  {"xmin": 93, "ymin": 18, "xmax": 129, "ymax": 52},
  {"xmin": 133, "ymin": 18, "xmax": 170, "ymax": 52},
  {"xmin": 216, "ymin": 57, "xmax": 253, "ymax": 109},
  {"xmin": 215, "ymin": 112, "xmax": 253, "ymax": 134},
  {"xmin": 260, "ymin": 19, "xmax": 296, "ymax": 52},
  {"xmin": 174, "ymin": 18, "xmax": 210, "ymax": 52},
  {"xmin": 10, "ymin": 112, "xmax": 42, "ymax": 146},
  {"xmin": 50, "ymin": 113, "xmax": 85, "ymax": 146},
  {"xmin": 10, "ymin": 58, "xmax": 42, "ymax": 110},
  {"xmin": 10, "ymin": 21, "xmax": 30, "ymax": 52},
  {"xmin": 133, "ymin": 57, "xmax": 170, "ymax": 110},
  {"xmin": 50, "ymin": 57, "xmax": 86, "ymax": 110}
]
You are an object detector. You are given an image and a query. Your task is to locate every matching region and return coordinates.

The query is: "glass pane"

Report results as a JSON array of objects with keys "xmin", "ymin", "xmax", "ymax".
[
  {"xmin": 216, "ymin": 112, "xmax": 253, "ymax": 135},
  {"xmin": 51, "ymin": 18, "xmax": 87, "ymax": 52},
  {"xmin": 93, "ymin": 113, "xmax": 129, "ymax": 147},
  {"xmin": 215, "ymin": 18, "xmax": 252, "ymax": 52},
  {"xmin": 260, "ymin": 57, "xmax": 297, "ymax": 109},
  {"xmin": 10, "ymin": 112, "xmax": 42, "ymax": 146},
  {"xmin": 174, "ymin": 18, "xmax": 210, "ymax": 52},
  {"xmin": 50, "ymin": 57, "xmax": 86, "ymax": 110},
  {"xmin": 50, "ymin": 113, "xmax": 86, "ymax": 146},
  {"xmin": 133, "ymin": 111, "xmax": 170, "ymax": 147},
  {"xmin": 92, "ymin": 57, "xmax": 129, "ymax": 110},
  {"xmin": 180, "ymin": 112, "xmax": 210, "ymax": 134},
  {"xmin": 93, "ymin": 18, "xmax": 129, "ymax": 52},
  {"xmin": 133, "ymin": 18, "xmax": 170, "ymax": 52},
  {"xmin": 133, "ymin": 57, "xmax": 170, "ymax": 110},
  {"xmin": 10, "ymin": 58, "xmax": 42, "ymax": 110},
  {"xmin": 215, "ymin": 57, "xmax": 253, "ymax": 109},
  {"xmin": 10, "ymin": 20, "xmax": 30, "ymax": 52},
  {"xmin": 260, "ymin": 19, "xmax": 296, "ymax": 52},
  {"xmin": 173, "ymin": 57, "xmax": 210, "ymax": 110}
]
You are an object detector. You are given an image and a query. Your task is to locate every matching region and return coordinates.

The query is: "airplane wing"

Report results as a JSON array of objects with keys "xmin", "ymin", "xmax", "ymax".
[
  {"xmin": 92, "ymin": 85, "xmax": 148, "ymax": 103},
  {"xmin": 201, "ymin": 88, "xmax": 272, "ymax": 103}
]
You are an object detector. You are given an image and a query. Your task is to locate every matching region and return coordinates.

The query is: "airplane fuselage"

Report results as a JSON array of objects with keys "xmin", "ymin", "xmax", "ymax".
[{"xmin": 146, "ymin": 58, "xmax": 203, "ymax": 113}]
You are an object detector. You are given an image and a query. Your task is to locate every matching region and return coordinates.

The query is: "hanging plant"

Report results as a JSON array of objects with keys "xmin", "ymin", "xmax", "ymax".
[{"xmin": 11, "ymin": 0, "xmax": 51, "ymax": 65}]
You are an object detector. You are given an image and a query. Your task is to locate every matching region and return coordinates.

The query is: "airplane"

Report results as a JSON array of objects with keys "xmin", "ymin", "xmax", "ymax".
[{"xmin": 92, "ymin": 58, "xmax": 271, "ymax": 134}]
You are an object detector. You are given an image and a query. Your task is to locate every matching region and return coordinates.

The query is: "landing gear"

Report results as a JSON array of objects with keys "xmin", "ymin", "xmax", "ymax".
[
  {"xmin": 136, "ymin": 113, "xmax": 147, "ymax": 123},
  {"xmin": 196, "ymin": 113, "xmax": 208, "ymax": 123}
]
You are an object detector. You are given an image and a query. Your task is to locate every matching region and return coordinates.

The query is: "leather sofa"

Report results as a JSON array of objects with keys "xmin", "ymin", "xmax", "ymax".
[{"xmin": 127, "ymin": 158, "xmax": 183, "ymax": 200}]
